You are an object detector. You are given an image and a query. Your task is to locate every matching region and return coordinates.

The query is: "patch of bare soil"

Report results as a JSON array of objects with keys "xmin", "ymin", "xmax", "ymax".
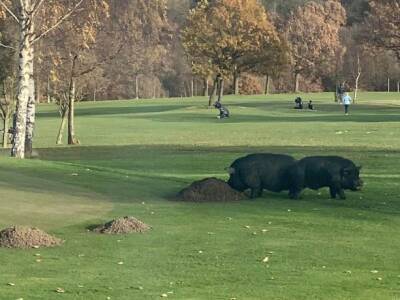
[
  {"xmin": 93, "ymin": 216, "xmax": 151, "ymax": 234},
  {"xmin": 178, "ymin": 177, "xmax": 244, "ymax": 202},
  {"xmin": 0, "ymin": 226, "xmax": 63, "ymax": 249}
]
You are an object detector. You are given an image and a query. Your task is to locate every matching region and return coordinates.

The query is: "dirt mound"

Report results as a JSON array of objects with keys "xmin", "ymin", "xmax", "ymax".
[
  {"xmin": 0, "ymin": 226, "xmax": 63, "ymax": 249},
  {"xmin": 93, "ymin": 216, "xmax": 151, "ymax": 234},
  {"xmin": 178, "ymin": 177, "xmax": 244, "ymax": 202}
]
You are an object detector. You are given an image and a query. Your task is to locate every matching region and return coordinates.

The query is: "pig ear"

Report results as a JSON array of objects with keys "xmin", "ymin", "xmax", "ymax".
[{"xmin": 225, "ymin": 167, "xmax": 235, "ymax": 174}]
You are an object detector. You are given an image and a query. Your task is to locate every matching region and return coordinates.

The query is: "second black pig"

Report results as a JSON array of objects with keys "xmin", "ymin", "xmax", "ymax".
[{"xmin": 288, "ymin": 156, "xmax": 363, "ymax": 199}]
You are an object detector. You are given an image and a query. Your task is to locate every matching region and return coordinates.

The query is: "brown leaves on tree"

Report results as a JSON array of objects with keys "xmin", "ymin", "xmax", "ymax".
[
  {"xmin": 363, "ymin": 0, "xmax": 400, "ymax": 61},
  {"xmin": 182, "ymin": 0, "xmax": 285, "ymax": 79},
  {"xmin": 286, "ymin": 0, "xmax": 346, "ymax": 90}
]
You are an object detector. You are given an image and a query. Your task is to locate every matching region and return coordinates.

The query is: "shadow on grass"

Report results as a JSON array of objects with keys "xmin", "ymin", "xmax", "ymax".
[
  {"xmin": 0, "ymin": 144, "xmax": 399, "ymax": 217},
  {"xmin": 36, "ymin": 101, "xmax": 399, "ymax": 124},
  {"xmin": 32, "ymin": 143, "xmax": 400, "ymax": 162},
  {"xmin": 36, "ymin": 104, "xmax": 189, "ymax": 118},
  {"xmin": 144, "ymin": 111, "xmax": 400, "ymax": 124}
]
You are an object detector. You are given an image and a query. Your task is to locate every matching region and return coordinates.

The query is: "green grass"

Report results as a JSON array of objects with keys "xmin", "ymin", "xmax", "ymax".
[{"xmin": 0, "ymin": 92, "xmax": 399, "ymax": 299}]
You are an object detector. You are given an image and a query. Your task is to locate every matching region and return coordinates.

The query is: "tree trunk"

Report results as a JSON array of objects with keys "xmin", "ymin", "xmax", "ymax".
[
  {"xmin": 208, "ymin": 76, "xmax": 218, "ymax": 107},
  {"xmin": 135, "ymin": 75, "xmax": 139, "ymax": 99},
  {"xmin": 354, "ymin": 76, "xmax": 359, "ymax": 103},
  {"xmin": 294, "ymin": 72, "xmax": 300, "ymax": 93},
  {"xmin": 354, "ymin": 73, "xmax": 361, "ymax": 103},
  {"xmin": 203, "ymin": 78, "xmax": 209, "ymax": 97},
  {"xmin": 12, "ymin": 0, "xmax": 35, "ymax": 159},
  {"xmin": 217, "ymin": 78, "xmax": 224, "ymax": 103},
  {"xmin": 387, "ymin": 78, "xmax": 390, "ymax": 92},
  {"xmin": 190, "ymin": 77, "xmax": 194, "ymax": 97},
  {"xmin": 397, "ymin": 81, "xmax": 400, "ymax": 93},
  {"xmin": 353, "ymin": 54, "xmax": 361, "ymax": 103},
  {"xmin": 233, "ymin": 71, "xmax": 239, "ymax": 95},
  {"xmin": 68, "ymin": 79, "xmax": 79, "ymax": 145},
  {"xmin": 334, "ymin": 82, "xmax": 338, "ymax": 102},
  {"xmin": 264, "ymin": 75, "xmax": 271, "ymax": 94},
  {"xmin": 2, "ymin": 116, "xmax": 10, "ymax": 148},
  {"xmin": 56, "ymin": 107, "xmax": 68, "ymax": 145},
  {"xmin": 153, "ymin": 79, "xmax": 156, "ymax": 99},
  {"xmin": 47, "ymin": 76, "xmax": 51, "ymax": 103},
  {"xmin": 25, "ymin": 59, "xmax": 36, "ymax": 158},
  {"xmin": 93, "ymin": 87, "xmax": 96, "ymax": 102}
]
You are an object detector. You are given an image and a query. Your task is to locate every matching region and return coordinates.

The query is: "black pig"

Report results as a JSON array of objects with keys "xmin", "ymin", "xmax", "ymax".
[
  {"xmin": 227, "ymin": 153, "xmax": 296, "ymax": 198},
  {"xmin": 289, "ymin": 156, "xmax": 363, "ymax": 199}
]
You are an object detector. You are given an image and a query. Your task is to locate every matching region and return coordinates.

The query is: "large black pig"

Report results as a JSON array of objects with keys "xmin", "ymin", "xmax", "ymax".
[
  {"xmin": 227, "ymin": 153, "xmax": 296, "ymax": 198},
  {"xmin": 289, "ymin": 156, "xmax": 363, "ymax": 199}
]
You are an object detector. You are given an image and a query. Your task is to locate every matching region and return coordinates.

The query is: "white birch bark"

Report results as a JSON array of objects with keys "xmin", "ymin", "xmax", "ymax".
[
  {"xmin": 68, "ymin": 78, "xmax": 79, "ymax": 145},
  {"xmin": 11, "ymin": 0, "xmax": 34, "ymax": 158},
  {"xmin": 56, "ymin": 107, "xmax": 68, "ymax": 145},
  {"xmin": 353, "ymin": 54, "xmax": 361, "ymax": 103},
  {"xmin": 25, "ymin": 43, "xmax": 36, "ymax": 157}
]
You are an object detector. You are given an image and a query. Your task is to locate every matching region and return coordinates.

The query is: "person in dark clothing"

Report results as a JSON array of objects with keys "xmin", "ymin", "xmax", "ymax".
[
  {"xmin": 337, "ymin": 83, "xmax": 345, "ymax": 102},
  {"xmin": 294, "ymin": 97, "xmax": 303, "ymax": 109},
  {"xmin": 214, "ymin": 101, "xmax": 230, "ymax": 119},
  {"xmin": 308, "ymin": 100, "xmax": 314, "ymax": 110}
]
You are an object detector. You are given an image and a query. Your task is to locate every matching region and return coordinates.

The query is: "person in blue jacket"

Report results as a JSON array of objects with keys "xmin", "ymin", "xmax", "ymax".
[{"xmin": 341, "ymin": 92, "xmax": 352, "ymax": 115}]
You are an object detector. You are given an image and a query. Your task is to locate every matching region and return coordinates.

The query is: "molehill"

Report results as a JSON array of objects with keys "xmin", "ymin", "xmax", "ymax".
[
  {"xmin": 178, "ymin": 177, "xmax": 244, "ymax": 202},
  {"xmin": 92, "ymin": 216, "xmax": 151, "ymax": 234},
  {"xmin": 0, "ymin": 226, "xmax": 63, "ymax": 249}
]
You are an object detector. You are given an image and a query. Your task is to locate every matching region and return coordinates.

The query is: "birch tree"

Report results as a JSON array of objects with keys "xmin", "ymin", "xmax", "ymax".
[
  {"xmin": 42, "ymin": 1, "xmax": 112, "ymax": 145},
  {"xmin": 0, "ymin": 0, "xmax": 108, "ymax": 158}
]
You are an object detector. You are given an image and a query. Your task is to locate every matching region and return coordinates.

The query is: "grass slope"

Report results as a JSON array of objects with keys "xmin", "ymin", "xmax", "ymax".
[{"xmin": 0, "ymin": 92, "xmax": 399, "ymax": 299}]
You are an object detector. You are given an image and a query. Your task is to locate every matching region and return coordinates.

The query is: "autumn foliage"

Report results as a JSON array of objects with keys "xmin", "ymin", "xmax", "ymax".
[
  {"xmin": 182, "ymin": 0, "xmax": 286, "ymax": 92},
  {"xmin": 286, "ymin": 0, "xmax": 346, "ymax": 92},
  {"xmin": 364, "ymin": 0, "xmax": 400, "ymax": 61}
]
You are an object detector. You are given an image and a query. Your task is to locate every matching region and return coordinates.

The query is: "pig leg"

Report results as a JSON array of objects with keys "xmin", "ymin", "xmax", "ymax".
[
  {"xmin": 289, "ymin": 188, "xmax": 301, "ymax": 199},
  {"xmin": 337, "ymin": 189, "xmax": 346, "ymax": 200},
  {"xmin": 250, "ymin": 186, "xmax": 262, "ymax": 198},
  {"xmin": 288, "ymin": 166, "xmax": 303, "ymax": 200},
  {"xmin": 329, "ymin": 187, "xmax": 337, "ymax": 199},
  {"xmin": 329, "ymin": 183, "xmax": 346, "ymax": 200}
]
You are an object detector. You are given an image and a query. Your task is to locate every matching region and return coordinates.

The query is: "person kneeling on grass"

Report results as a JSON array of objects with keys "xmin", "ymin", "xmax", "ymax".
[
  {"xmin": 308, "ymin": 100, "xmax": 314, "ymax": 110},
  {"xmin": 214, "ymin": 101, "xmax": 230, "ymax": 119},
  {"xmin": 294, "ymin": 97, "xmax": 303, "ymax": 109}
]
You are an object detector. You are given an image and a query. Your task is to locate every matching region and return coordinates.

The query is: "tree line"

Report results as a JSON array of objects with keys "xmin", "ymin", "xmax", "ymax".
[{"xmin": 0, "ymin": 0, "xmax": 399, "ymax": 158}]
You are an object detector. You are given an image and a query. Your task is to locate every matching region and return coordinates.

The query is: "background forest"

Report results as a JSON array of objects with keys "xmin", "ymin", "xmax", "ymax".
[{"xmin": 0, "ymin": 0, "xmax": 399, "ymax": 102}]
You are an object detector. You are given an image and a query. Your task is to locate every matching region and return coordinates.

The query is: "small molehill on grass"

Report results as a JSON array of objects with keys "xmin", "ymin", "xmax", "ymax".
[
  {"xmin": 0, "ymin": 226, "xmax": 63, "ymax": 249},
  {"xmin": 92, "ymin": 216, "xmax": 151, "ymax": 234},
  {"xmin": 178, "ymin": 177, "xmax": 244, "ymax": 202}
]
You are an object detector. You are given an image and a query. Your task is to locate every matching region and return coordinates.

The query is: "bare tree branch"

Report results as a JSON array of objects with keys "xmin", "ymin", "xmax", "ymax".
[
  {"xmin": 74, "ymin": 43, "xmax": 125, "ymax": 78},
  {"xmin": 0, "ymin": 41, "xmax": 15, "ymax": 50},
  {"xmin": 32, "ymin": 0, "xmax": 45, "ymax": 17},
  {"xmin": 0, "ymin": 0, "xmax": 19, "ymax": 24},
  {"xmin": 32, "ymin": 0, "xmax": 84, "ymax": 44}
]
